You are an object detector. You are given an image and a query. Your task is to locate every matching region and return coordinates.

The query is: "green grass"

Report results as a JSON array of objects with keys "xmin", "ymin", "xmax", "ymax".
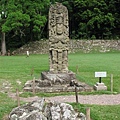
[
  {"xmin": 0, "ymin": 93, "xmax": 17, "ymax": 120},
  {"xmin": 0, "ymin": 52, "xmax": 120, "ymax": 119},
  {"xmin": 71, "ymin": 103, "xmax": 120, "ymax": 120},
  {"xmin": 69, "ymin": 52, "xmax": 120, "ymax": 93},
  {"xmin": 0, "ymin": 54, "xmax": 49, "ymax": 92},
  {"xmin": 0, "ymin": 52, "xmax": 120, "ymax": 93}
]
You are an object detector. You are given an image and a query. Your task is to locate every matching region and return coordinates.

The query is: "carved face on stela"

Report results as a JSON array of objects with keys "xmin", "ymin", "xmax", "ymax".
[
  {"xmin": 56, "ymin": 17, "xmax": 63, "ymax": 35},
  {"xmin": 56, "ymin": 6, "xmax": 64, "ymax": 35}
]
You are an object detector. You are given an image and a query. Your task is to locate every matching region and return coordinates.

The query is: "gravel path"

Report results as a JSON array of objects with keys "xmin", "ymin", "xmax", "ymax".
[
  {"xmin": 45, "ymin": 94, "xmax": 120, "ymax": 105},
  {"xmin": 9, "ymin": 93, "xmax": 120, "ymax": 105}
]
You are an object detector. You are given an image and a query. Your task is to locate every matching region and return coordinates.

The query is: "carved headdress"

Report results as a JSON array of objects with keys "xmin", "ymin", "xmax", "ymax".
[{"xmin": 49, "ymin": 2, "xmax": 69, "ymax": 36}]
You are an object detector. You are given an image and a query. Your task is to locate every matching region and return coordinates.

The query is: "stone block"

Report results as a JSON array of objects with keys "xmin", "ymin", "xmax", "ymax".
[
  {"xmin": 41, "ymin": 71, "xmax": 76, "ymax": 85},
  {"xmin": 94, "ymin": 82, "xmax": 107, "ymax": 91}
]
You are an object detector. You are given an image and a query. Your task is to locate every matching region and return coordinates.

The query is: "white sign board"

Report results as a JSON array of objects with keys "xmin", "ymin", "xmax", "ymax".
[{"xmin": 95, "ymin": 72, "xmax": 107, "ymax": 77}]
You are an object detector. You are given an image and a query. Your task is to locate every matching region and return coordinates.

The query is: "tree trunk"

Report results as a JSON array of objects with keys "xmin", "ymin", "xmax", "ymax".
[{"xmin": 1, "ymin": 32, "xmax": 6, "ymax": 55}]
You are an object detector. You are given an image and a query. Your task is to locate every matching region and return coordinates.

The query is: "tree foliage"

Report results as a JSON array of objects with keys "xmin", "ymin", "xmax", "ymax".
[
  {"xmin": 0, "ymin": 0, "xmax": 50, "ymax": 52},
  {"xmin": 0, "ymin": 0, "xmax": 120, "ymax": 52},
  {"xmin": 2, "ymin": 0, "xmax": 49, "ymax": 39},
  {"xmin": 72, "ymin": 0, "xmax": 116, "ymax": 39}
]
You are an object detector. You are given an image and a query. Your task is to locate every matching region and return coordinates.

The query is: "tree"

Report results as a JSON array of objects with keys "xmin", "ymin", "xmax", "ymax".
[
  {"xmin": 0, "ymin": 0, "xmax": 8, "ymax": 55},
  {"xmin": 106, "ymin": 0, "xmax": 120, "ymax": 39},
  {"xmin": 73, "ymin": 0, "xmax": 115, "ymax": 39},
  {"xmin": 3, "ymin": 0, "xmax": 50, "ymax": 40},
  {"xmin": 2, "ymin": 0, "xmax": 31, "ymax": 42},
  {"xmin": 18, "ymin": 0, "xmax": 50, "ymax": 41},
  {"xmin": 0, "ymin": 0, "xmax": 50, "ymax": 53}
]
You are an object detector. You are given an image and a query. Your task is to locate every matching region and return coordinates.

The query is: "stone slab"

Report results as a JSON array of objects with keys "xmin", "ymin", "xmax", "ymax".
[
  {"xmin": 24, "ymin": 87, "xmax": 92, "ymax": 93},
  {"xmin": 96, "ymin": 82, "xmax": 106, "ymax": 86},
  {"xmin": 41, "ymin": 71, "xmax": 76, "ymax": 85},
  {"xmin": 24, "ymin": 84, "xmax": 93, "ymax": 93}
]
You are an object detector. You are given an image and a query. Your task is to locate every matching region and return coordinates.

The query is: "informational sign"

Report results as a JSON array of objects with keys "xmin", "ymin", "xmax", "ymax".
[{"xmin": 95, "ymin": 72, "xmax": 107, "ymax": 78}]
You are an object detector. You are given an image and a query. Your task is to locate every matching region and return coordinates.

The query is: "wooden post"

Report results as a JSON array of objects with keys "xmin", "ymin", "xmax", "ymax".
[
  {"xmin": 76, "ymin": 65, "xmax": 79, "ymax": 74},
  {"xmin": 75, "ymin": 86, "xmax": 78, "ymax": 103},
  {"xmin": 31, "ymin": 67, "xmax": 34, "ymax": 76},
  {"xmin": 110, "ymin": 74, "xmax": 113, "ymax": 93},
  {"xmin": 86, "ymin": 107, "xmax": 90, "ymax": 120},
  {"xmin": 16, "ymin": 89, "xmax": 20, "ymax": 107},
  {"xmin": 33, "ymin": 77, "xmax": 35, "ymax": 94}
]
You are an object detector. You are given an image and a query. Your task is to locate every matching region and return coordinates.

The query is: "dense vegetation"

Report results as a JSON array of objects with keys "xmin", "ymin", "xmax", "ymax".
[{"xmin": 0, "ymin": 0, "xmax": 120, "ymax": 54}]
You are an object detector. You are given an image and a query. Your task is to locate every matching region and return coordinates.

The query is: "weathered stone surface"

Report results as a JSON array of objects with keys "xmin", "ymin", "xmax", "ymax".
[
  {"xmin": 0, "ymin": 81, "xmax": 12, "ymax": 93},
  {"xmin": 9, "ymin": 98, "xmax": 86, "ymax": 120},
  {"xmin": 23, "ymin": 3, "xmax": 93, "ymax": 93},
  {"xmin": 41, "ymin": 71, "xmax": 76, "ymax": 85},
  {"xmin": 24, "ymin": 81, "xmax": 93, "ymax": 93},
  {"xmin": 49, "ymin": 2, "xmax": 69, "ymax": 73}
]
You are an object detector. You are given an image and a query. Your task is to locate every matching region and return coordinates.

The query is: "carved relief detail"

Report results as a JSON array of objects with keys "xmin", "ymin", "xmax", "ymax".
[{"xmin": 49, "ymin": 3, "xmax": 69, "ymax": 73}]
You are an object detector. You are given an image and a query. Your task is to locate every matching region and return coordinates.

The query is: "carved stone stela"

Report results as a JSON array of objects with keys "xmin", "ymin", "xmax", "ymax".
[
  {"xmin": 49, "ymin": 2, "xmax": 69, "ymax": 73},
  {"xmin": 23, "ymin": 3, "xmax": 93, "ymax": 93}
]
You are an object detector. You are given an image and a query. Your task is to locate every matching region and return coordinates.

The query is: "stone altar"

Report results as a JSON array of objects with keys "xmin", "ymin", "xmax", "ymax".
[{"xmin": 24, "ymin": 3, "xmax": 93, "ymax": 92}]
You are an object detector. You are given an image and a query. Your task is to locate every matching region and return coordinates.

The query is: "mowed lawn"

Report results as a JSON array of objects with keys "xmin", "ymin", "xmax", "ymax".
[
  {"xmin": 0, "ymin": 52, "xmax": 120, "ymax": 93},
  {"xmin": 69, "ymin": 52, "xmax": 120, "ymax": 93},
  {"xmin": 0, "ymin": 52, "xmax": 120, "ymax": 119}
]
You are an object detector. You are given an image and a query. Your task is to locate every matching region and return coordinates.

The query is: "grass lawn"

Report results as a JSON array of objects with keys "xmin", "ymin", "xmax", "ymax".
[
  {"xmin": 69, "ymin": 52, "xmax": 120, "ymax": 93},
  {"xmin": 0, "ymin": 93, "xmax": 16, "ymax": 120},
  {"xmin": 71, "ymin": 103, "xmax": 120, "ymax": 120},
  {"xmin": 0, "ymin": 52, "xmax": 120, "ymax": 119}
]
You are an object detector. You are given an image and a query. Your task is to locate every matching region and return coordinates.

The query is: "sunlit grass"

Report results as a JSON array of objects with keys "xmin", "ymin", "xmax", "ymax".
[
  {"xmin": 0, "ymin": 52, "xmax": 120, "ymax": 119},
  {"xmin": 71, "ymin": 103, "xmax": 120, "ymax": 120},
  {"xmin": 69, "ymin": 52, "xmax": 120, "ymax": 93},
  {"xmin": 0, "ymin": 93, "xmax": 17, "ymax": 120},
  {"xmin": 0, "ymin": 52, "xmax": 120, "ymax": 92}
]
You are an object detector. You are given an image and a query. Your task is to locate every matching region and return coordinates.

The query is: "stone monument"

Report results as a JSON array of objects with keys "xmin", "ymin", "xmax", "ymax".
[
  {"xmin": 41, "ymin": 2, "xmax": 75, "ymax": 84},
  {"xmin": 24, "ymin": 3, "xmax": 93, "ymax": 92},
  {"xmin": 48, "ymin": 2, "xmax": 69, "ymax": 73}
]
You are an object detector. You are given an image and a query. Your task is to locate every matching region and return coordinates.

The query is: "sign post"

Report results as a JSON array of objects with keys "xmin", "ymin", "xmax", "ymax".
[
  {"xmin": 99, "ymin": 77, "xmax": 101, "ymax": 83},
  {"xmin": 94, "ymin": 72, "xmax": 107, "ymax": 91},
  {"xmin": 95, "ymin": 72, "xmax": 107, "ymax": 83}
]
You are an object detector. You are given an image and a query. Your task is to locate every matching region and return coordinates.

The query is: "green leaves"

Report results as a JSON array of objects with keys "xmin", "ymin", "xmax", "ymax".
[
  {"xmin": 1, "ymin": 0, "xmax": 120, "ymax": 46},
  {"xmin": 0, "ymin": 0, "xmax": 50, "ymax": 40},
  {"xmin": 73, "ymin": 0, "xmax": 116, "ymax": 39},
  {"xmin": 2, "ymin": 11, "xmax": 30, "ymax": 32}
]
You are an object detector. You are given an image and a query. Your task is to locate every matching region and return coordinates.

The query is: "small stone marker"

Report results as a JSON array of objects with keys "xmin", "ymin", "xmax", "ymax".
[{"xmin": 94, "ymin": 72, "xmax": 107, "ymax": 91}]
